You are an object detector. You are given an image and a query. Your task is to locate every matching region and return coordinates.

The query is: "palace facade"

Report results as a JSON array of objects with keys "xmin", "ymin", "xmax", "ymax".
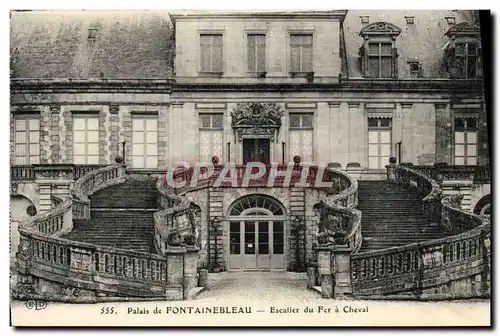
[{"xmin": 10, "ymin": 10, "xmax": 491, "ymax": 301}]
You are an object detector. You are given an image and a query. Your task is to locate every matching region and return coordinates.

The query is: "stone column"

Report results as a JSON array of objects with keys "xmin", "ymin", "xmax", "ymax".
[
  {"xmin": 316, "ymin": 245, "xmax": 333, "ymax": 298},
  {"xmin": 332, "ymin": 244, "xmax": 353, "ymax": 299},
  {"xmin": 183, "ymin": 246, "xmax": 199, "ymax": 300}
]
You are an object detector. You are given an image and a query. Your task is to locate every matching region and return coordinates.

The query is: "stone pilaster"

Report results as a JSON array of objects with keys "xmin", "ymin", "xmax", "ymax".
[
  {"xmin": 109, "ymin": 104, "xmax": 120, "ymax": 161},
  {"xmin": 166, "ymin": 246, "xmax": 185, "ymax": 300},
  {"xmin": 49, "ymin": 104, "xmax": 60, "ymax": 164},
  {"xmin": 332, "ymin": 245, "xmax": 353, "ymax": 299},
  {"xmin": 316, "ymin": 245, "xmax": 333, "ymax": 298},
  {"xmin": 183, "ymin": 246, "xmax": 199, "ymax": 299}
]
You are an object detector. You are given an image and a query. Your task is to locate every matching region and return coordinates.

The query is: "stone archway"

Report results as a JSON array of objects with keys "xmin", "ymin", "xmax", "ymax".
[{"xmin": 473, "ymin": 194, "xmax": 491, "ymax": 216}]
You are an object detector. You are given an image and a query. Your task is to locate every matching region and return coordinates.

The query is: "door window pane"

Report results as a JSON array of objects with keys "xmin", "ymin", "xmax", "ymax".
[
  {"xmin": 14, "ymin": 115, "xmax": 40, "ymax": 165},
  {"xmin": 244, "ymin": 222, "xmax": 256, "ymax": 254},
  {"xmin": 273, "ymin": 221, "xmax": 284, "ymax": 255},
  {"xmin": 230, "ymin": 222, "xmax": 241, "ymax": 255},
  {"xmin": 258, "ymin": 222, "xmax": 269, "ymax": 254},
  {"xmin": 131, "ymin": 116, "xmax": 158, "ymax": 169},
  {"xmin": 73, "ymin": 115, "xmax": 100, "ymax": 164}
]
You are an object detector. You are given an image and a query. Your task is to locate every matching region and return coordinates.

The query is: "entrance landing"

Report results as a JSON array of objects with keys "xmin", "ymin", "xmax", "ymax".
[{"xmin": 195, "ymin": 272, "xmax": 320, "ymax": 302}]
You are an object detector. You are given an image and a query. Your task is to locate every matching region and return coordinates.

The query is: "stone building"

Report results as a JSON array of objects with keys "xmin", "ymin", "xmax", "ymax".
[{"xmin": 10, "ymin": 10, "xmax": 491, "ymax": 300}]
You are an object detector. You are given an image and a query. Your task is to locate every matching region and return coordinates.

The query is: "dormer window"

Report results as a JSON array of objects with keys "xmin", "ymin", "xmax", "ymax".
[
  {"xmin": 444, "ymin": 22, "xmax": 482, "ymax": 79},
  {"xmin": 358, "ymin": 22, "xmax": 402, "ymax": 79}
]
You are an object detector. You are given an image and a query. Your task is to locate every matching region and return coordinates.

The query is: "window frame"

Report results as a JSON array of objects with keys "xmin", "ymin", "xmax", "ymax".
[
  {"xmin": 453, "ymin": 116, "xmax": 478, "ymax": 166},
  {"xmin": 288, "ymin": 113, "xmax": 314, "ymax": 130},
  {"xmin": 130, "ymin": 114, "xmax": 159, "ymax": 169},
  {"xmin": 288, "ymin": 32, "xmax": 314, "ymax": 75},
  {"xmin": 72, "ymin": 113, "xmax": 100, "ymax": 165},
  {"xmin": 246, "ymin": 32, "xmax": 267, "ymax": 74},
  {"xmin": 13, "ymin": 113, "xmax": 40, "ymax": 166},
  {"xmin": 199, "ymin": 32, "xmax": 224, "ymax": 74},
  {"xmin": 198, "ymin": 113, "xmax": 224, "ymax": 130},
  {"xmin": 367, "ymin": 117, "xmax": 392, "ymax": 170},
  {"xmin": 454, "ymin": 40, "xmax": 481, "ymax": 79}
]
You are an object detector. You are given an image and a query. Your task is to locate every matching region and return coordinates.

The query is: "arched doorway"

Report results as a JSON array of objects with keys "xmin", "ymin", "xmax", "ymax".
[
  {"xmin": 473, "ymin": 194, "xmax": 491, "ymax": 217},
  {"xmin": 227, "ymin": 194, "xmax": 286, "ymax": 271}
]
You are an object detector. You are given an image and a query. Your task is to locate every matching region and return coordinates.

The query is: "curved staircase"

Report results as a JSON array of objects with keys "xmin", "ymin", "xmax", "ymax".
[
  {"xmin": 357, "ymin": 180, "xmax": 449, "ymax": 253},
  {"xmin": 63, "ymin": 178, "xmax": 158, "ymax": 253}
]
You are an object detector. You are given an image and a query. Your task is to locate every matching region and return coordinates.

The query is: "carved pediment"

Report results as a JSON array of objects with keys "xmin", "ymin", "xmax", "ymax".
[
  {"xmin": 360, "ymin": 21, "xmax": 402, "ymax": 37},
  {"xmin": 231, "ymin": 103, "xmax": 284, "ymax": 128},
  {"xmin": 445, "ymin": 22, "xmax": 481, "ymax": 37}
]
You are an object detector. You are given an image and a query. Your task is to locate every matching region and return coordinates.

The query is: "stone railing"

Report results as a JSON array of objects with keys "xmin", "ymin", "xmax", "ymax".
[
  {"xmin": 14, "ymin": 164, "xmax": 201, "ymax": 301},
  {"xmin": 11, "ymin": 165, "xmax": 36, "ymax": 181},
  {"xmin": 349, "ymin": 164, "xmax": 490, "ymax": 299},
  {"xmin": 410, "ymin": 164, "xmax": 491, "ymax": 184}
]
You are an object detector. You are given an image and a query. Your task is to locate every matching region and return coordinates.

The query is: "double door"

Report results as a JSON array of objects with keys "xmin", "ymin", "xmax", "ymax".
[{"xmin": 228, "ymin": 220, "xmax": 284, "ymax": 271}]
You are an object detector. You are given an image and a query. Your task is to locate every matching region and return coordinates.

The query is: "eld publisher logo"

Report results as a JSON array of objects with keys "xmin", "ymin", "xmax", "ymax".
[{"xmin": 25, "ymin": 300, "xmax": 47, "ymax": 310}]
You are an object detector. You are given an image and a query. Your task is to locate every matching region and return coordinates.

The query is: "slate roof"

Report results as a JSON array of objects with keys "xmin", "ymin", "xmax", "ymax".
[{"xmin": 10, "ymin": 10, "xmax": 175, "ymax": 79}]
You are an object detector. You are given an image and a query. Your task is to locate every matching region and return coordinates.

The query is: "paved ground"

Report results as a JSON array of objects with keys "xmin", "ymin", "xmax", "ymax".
[{"xmin": 195, "ymin": 271, "xmax": 320, "ymax": 304}]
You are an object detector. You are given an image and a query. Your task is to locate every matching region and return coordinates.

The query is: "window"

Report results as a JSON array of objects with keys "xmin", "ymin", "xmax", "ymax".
[
  {"xmin": 290, "ymin": 34, "xmax": 313, "ymax": 73},
  {"xmin": 367, "ymin": 42, "xmax": 394, "ymax": 78},
  {"xmin": 200, "ymin": 34, "xmax": 223, "ymax": 73},
  {"xmin": 368, "ymin": 118, "xmax": 392, "ymax": 169},
  {"xmin": 247, "ymin": 34, "xmax": 266, "ymax": 73},
  {"xmin": 131, "ymin": 115, "xmax": 158, "ymax": 169},
  {"xmin": 455, "ymin": 42, "xmax": 480, "ymax": 79},
  {"xmin": 289, "ymin": 113, "xmax": 313, "ymax": 129},
  {"xmin": 199, "ymin": 113, "xmax": 223, "ymax": 163},
  {"xmin": 73, "ymin": 115, "xmax": 99, "ymax": 165},
  {"xmin": 454, "ymin": 117, "xmax": 477, "ymax": 165},
  {"xmin": 14, "ymin": 114, "xmax": 40, "ymax": 165},
  {"xmin": 199, "ymin": 113, "xmax": 223, "ymax": 129},
  {"xmin": 289, "ymin": 113, "xmax": 314, "ymax": 162},
  {"xmin": 359, "ymin": 22, "xmax": 401, "ymax": 79}
]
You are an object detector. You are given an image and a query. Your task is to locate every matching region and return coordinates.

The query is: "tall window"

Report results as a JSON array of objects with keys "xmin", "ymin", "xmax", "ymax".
[
  {"xmin": 14, "ymin": 114, "xmax": 40, "ymax": 165},
  {"xmin": 290, "ymin": 34, "xmax": 313, "ymax": 73},
  {"xmin": 73, "ymin": 115, "xmax": 99, "ymax": 164},
  {"xmin": 289, "ymin": 113, "xmax": 313, "ymax": 163},
  {"xmin": 247, "ymin": 34, "xmax": 266, "ymax": 73},
  {"xmin": 131, "ymin": 115, "xmax": 158, "ymax": 169},
  {"xmin": 367, "ymin": 42, "xmax": 394, "ymax": 78},
  {"xmin": 368, "ymin": 118, "xmax": 392, "ymax": 169},
  {"xmin": 454, "ymin": 117, "xmax": 477, "ymax": 165},
  {"xmin": 455, "ymin": 42, "xmax": 480, "ymax": 79},
  {"xmin": 198, "ymin": 113, "xmax": 223, "ymax": 163},
  {"xmin": 200, "ymin": 34, "xmax": 223, "ymax": 73}
]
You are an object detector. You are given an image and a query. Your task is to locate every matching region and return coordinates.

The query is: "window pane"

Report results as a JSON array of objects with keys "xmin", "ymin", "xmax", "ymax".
[
  {"xmin": 132, "ymin": 156, "xmax": 144, "ymax": 168},
  {"xmin": 14, "ymin": 156, "xmax": 26, "ymax": 165},
  {"xmin": 146, "ymin": 119, "xmax": 157, "ymax": 131},
  {"xmin": 289, "ymin": 115, "xmax": 301, "ymax": 128},
  {"xmin": 467, "ymin": 145, "xmax": 477, "ymax": 157},
  {"xmin": 467, "ymin": 43, "xmax": 477, "ymax": 55},
  {"xmin": 146, "ymin": 132, "xmax": 157, "ymax": 144},
  {"xmin": 212, "ymin": 34, "xmax": 223, "ymax": 45},
  {"xmin": 256, "ymin": 45, "xmax": 266, "ymax": 72},
  {"xmin": 380, "ymin": 131, "xmax": 391, "ymax": 143},
  {"xmin": 132, "ymin": 118, "xmax": 144, "ymax": 130},
  {"xmin": 380, "ymin": 118, "xmax": 391, "ymax": 127},
  {"xmin": 73, "ymin": 130, "xmax": 85, "ymax": 142},
  {"xmin": 466, "ymin": 119, "xmax": 477, "ymax": 130},
  {"xmin": 368, "ymin": 144, "xmax": 379, "ymax": 156},
  {"xmin": 87, "ymin": 156, "xmax": 99, "ymax": 165},
  {"xmin": 290, "ymin": 45, "xmax": 300, "ymax": 72},
  {"xmin": 466, "ymin": 157, "xmax": 477, "ymax": 165},
  {"xmin": 15, "ymin": 119, "xmax": 26, "ymax": 130},
  {"xmin": 368, "ymin": 131, "xmax": 378, "ymax": 143},
  {"xmin": 302, "ymin": 46, "xmax": 313, "ymax": 72},
  {"xmin": 467, "ymin": 57, "xmax": 477, "ymax": 78},
  {"xmin": 213, "ymin": 44, "xmax": 223, "ymax": 72},
  {"xmin": 454, "ymin": 118, "xmax": 465, "ymax": 130},
  {"xmin": 87, "ymin": 118, "xmax": 99, "ymax": 130},
  {"xmin": 15, "ymin": 144, "xmax": 26, "ymax": 156},
  {"xmin": 146, "ymin": 144, "xmax": 157, "ymax": 155},
  {"xmin": 455, "ymin": 132, "xmax": 465, "ymax": 144},
  {"xmin": 368, "ymin": 118, "xmax": 378, "ymax": 127},
  {"xmin": 200, "ymin": 115, "xmax": 211, "ymax": 128},
  {"xmin": 381, "ymin": 156, "xmax": 391, "ymax": 167},
  {"xmin": 132, "ymin": 144, "xmax": 144, "ymax": 156},
  {"xmin": 302, "ymin": 34, "xmax": 313, "ymax": 45},
  {"xmin": 28, "ymin": 118, "xmax": 40, "ymax": 130},
  {"xmin": 467, "ymin": 132, "xmax": 477, "ymax": 144},
  {"xmin": 29, "ymin": 156, "xmax": 40, "ymax": 165},
  {"xmin": 367, "ymin": 57, "xmax": 379, "ymax": 78},
  {"xmin": 380, "ymin": 43, "xmax": 392, "ymax": 55},
  {"xmin": 380, "ymin": 57, "xmax": 393, "ymax": 78},
  {"xmin": 455, "ymin": 144, "xmax": 465, "ymax": 156},
  {"xmin": 87, "ymin": 131, "xmax": 99, "ymax": 142},
  {"xmin": 455, "ymin": 43, "xmax": 465, "ymax": 55},
  {"xmin": 380, "ymin": 144, "xmax": 391, "ymax": 156},
  {"xmin": 368, "ymin": 156, "xmax": 379, "ymax": 169},
  {"xmin": 200, "ymin": 34, "xmax": 211, "ymax": 45},
  {"xmin": 368, "ymin": 43, "xmax": 379, "ymax": 54},
  {"xmin": 200, "ymin": 44, "xmax": 211, "ymax": 72},
  {"xmin": 290, "ymin": 34, "xmax": 302, "ymax": 45},
  {"xmin": 145, "ymin": 156, "xmax": 158, "ymax": 168},
  {"xmin": 455, "ymin": 156, "xmax": 465, "ymax": 165},
  {"xmin": 132, "ymin": 131, "xmax": 144, "ymax": 144},
  {"xmin": 302, "ymin": 114, "xmax": 313, "ymax": 128},
  {"xmin": 15, "ymin": 131, "xmax": 26, "ymax": 144},
  {"xmin": 87, "ymin": 143, "xmax": 99, "ymax": 155},
  {"xmin": 73, "ymin": 155, "xmax": 86, "ymax": 164},
  {"xmin": 248, "ymin": 41, "xmax": 256, "ymax": 72},
  {"xmin": 74, "ymin": 143, "xmax": 86, "ymax": 155},
  {"xmin": 211, "ymin": 114, "xmax": 222, "ymax": 128},
  {"xmin": 73, "ymin": 118, "xmax": 86, "ymax": 130},
  {"xmin": 29, "ymin": 131, "xmax": 40, "ymax": 143}
]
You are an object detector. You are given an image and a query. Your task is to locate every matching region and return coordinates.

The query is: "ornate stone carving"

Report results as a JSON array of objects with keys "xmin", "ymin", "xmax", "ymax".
[
  {"xmin": 445, "ymin": 22, "xmax": 481, "ymax": 37},
  {"xmin": 360, "ymin": 21, "xmax": 402, "ymax": 37},
  {"xmin": 231, "ymin": 103, "xmax": 284, "ymax": 141}
]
